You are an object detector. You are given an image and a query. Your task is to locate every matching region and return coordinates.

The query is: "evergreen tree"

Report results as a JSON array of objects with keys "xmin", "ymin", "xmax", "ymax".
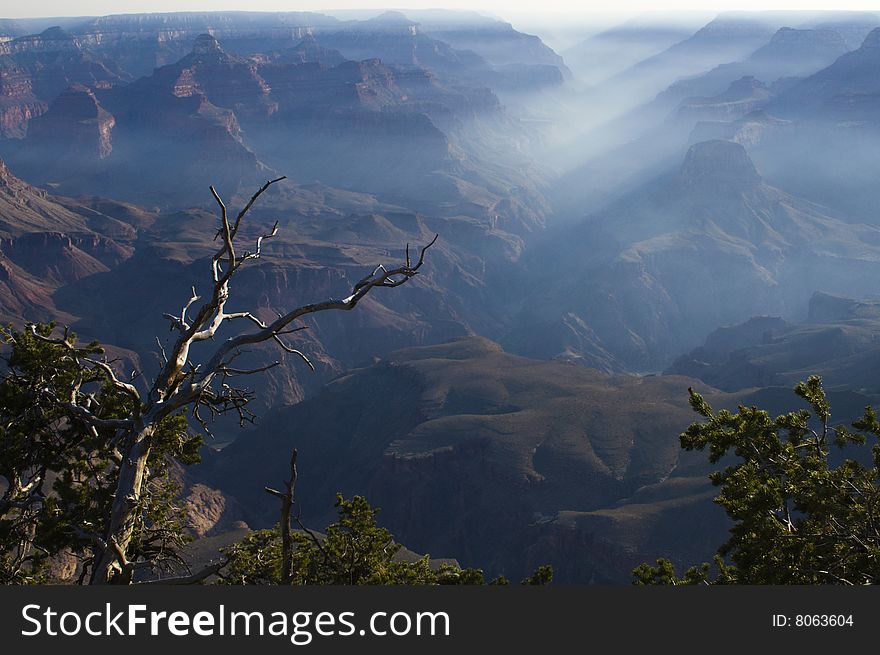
[
  {"xmin": 0, "ymin": 323, "xmax": 201, "ymax": 583},
  {"xmin": 634, "ymin": 376, "xmax": 880, "ymax": 585},
  {"xmin": 221, "ymin": 494, "xmax": 551, "ymax": 586}
]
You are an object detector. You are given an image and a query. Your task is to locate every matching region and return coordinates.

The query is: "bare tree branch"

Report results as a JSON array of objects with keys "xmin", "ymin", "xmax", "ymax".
[
  {"xmin": 231, "ymin": 177, "xmax": 287, "ymax": 239},
  {"xmin": 184, "ymin": 232, "xmax": 439, "ymax": 407},
  {"xmin": 136, "ymin": 560, "xmax": 227, "ymax": 586},
  {"xmin": 265, "ymin": 448, "xmax": 297, "ymax": 584},
  {"xmin": 62, "ymin": 401, "xmax": 133, "ymax": 431},
  {"xmin": 219, "ymin": 361, "xmax": 281, "ymax": 377},
  {"xmin": 84, "ymin": 359, "xmax": 141, "ymax": 405},
  {"xmin": 86, "ymin": 177, "xmax": 436, "ymax": 584}
]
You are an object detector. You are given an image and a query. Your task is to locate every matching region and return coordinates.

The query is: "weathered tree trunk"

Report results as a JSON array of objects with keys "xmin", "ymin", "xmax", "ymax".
[
  {"xmin": 266, "ymin": 448, "xmax": 297, "ymax": 585},
  {"xmin": 279, "ymin": 486, "xmax": 293, "ymax": 585},
  {"xmin": 90, "ymin": 427, "xmax": 153, "ymax": 584}
]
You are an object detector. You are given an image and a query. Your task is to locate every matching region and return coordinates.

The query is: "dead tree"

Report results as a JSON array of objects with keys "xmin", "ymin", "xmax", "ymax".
[
  {"xmin": 264, "ymin": 448, "xmax": 334, "ymax": 585},
  {"xmin": 34, "ymin": 177, "xmax": 437, "ymax": 584},
  {"xmin": 264, "ymin": 448, "xmax": 297, "ymax": 584}
]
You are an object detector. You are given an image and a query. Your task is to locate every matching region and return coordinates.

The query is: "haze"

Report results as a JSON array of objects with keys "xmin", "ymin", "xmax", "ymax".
[
  {"xmin": 6, "ymin": 1, "xmax": 880, "ymax": 19},
  {"xmin": 3, "ymin": 4, "xmax": 880, "ymax": 584}
]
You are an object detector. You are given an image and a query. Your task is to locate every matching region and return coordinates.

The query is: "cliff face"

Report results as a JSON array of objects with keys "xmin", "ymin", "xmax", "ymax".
[
  {"xmin": 25, "ymin": 84, "xmax": 115, "ymax": 159},
  {"xmin": 751, "ymin": 26, "xmax": 848, "ymax": 64},
  {"xmin": 0, "ymin": 232, "xmax": 110, "ymax": 286},
  {"xmin": 0, "ymin": 254, "xmax": 58, "ymax": 323},
  {"xmin": 260, "ymin": 57, "xmax": 404, "ymax": 111},
  {"xmin": 0, "ymin": 15, "xmax": 547, "ymax": 393},
  {"xmin": 689, "ymin": 110, "xmax": 791, "ymax": 148},
  {"xmin": 248, "ymin": 48, "xmax": 508, "ymax": 202},
  {"xmin": 0, "ymin": 10, "xmax": 552, "ymax": 437},
  {"xmin": 274, "ymin": 35, "xmax": 345, "ymax": 67},
  {"xmin": 2, "ymin": 26, "xmax": 537, "ymax": 233},
  {"xmin": 13, "ymin": 36, "xmax": 271, "ymax": 205},
  {"xmin": 0, "ymin": 61, "xmax": 46, "ymax": 137},
  {"xmin": 676, "ymin": 137, "xmax": 762, "ymax": 190},
  {"xmin": 678, "ymin": 77, "xmax": 773, "ymax": 124},
  {"xmin": 71, "ymin": 12, "xmax": 331, "ymax": 77},
  {"xmin": 0, "ymin": 10, "xmax": 554, "ymax": 257},
  {"xmin": 166, "ymin": 34, "xmax": 277, "ymax": 120},
  {"xmin": 20, "ymin": 10, "xmax": 566, "ymax": 98},
  {"xmin": 0, "ymin": 27, "xmax": 123, "ymax": 136},
  {"xmin": 419, "ymin": 16, "xmax": 569, "ymax": 70}
]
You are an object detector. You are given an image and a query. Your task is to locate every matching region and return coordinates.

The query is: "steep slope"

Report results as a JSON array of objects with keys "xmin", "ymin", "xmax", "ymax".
[
  {"xmin": 271, "ymin": 34, "xmax": 346, "ymax": 67},
  {"xmin": 510, "ymin": 140, "xmax": 880, "ymax": 370},
  {"xmin": 742, "ymin": 28, "xmax": 880, "ymax": 222},
  {"xmin": 657, "ymin": 27, "xmax": 849, "ymax": 113},
  {"xmin": 200, "ymin": 336, "xmax": 727, "ymax": 583},
  {"xmin": 809, "ymin": 11, "xmax": 880, "ymax": 48},
  {"xmin": 689, "ymin": 109, "xmax": 791, "ymax": 147},
  {"xmin": 604, "ymin": 15, "xmax": 780, "ymax": 102},
  {"xmin": 771, "ymin": 27, "xmax": 880, "ymax": 118},
  {"xmin": 556, "ymin": 24, "xmax": 850, "ymax": 218},
  {"xmin": 667, "ymin": 292, "xmax": 880, "ymax": 393},
  {"xmin": 164, "ymin": 33, "xmax": 277, "ymax": 120},
  {"xmin": 247, "ymin": 54, "xmax": 460, "ymax": 200},
  {"xmin": 0, "ymin": 158, "xmax": 135, "ymax": 323},
  {"xmin": 562, "ymin": 17, "xmax": 701, "ymax": 84},
  {"xmin": 0, "ymin": 57, "xmax": 46, "ymax": 138},
  {"xmin": 26, "ymin": 84, "xmax": 115, "ymax": 158},
  {"xmin": 200, "ymin": 335, "xmax": 880, "ymax": 582},
  {"xmin": 549, "ymin": 16, "xmax": 800, "ymax": 221},
  {"xmin": 676, "ymin": 76, "xmax": 772, "ymax": 123},
  {"xmin": 412, "ymin": 9, "xmax": 567, "ymax": 70},
  {"xmin": 0, "ymin": 143, "xmax": 529, "ymax": 425},
  {"xmin": 301, "ymin": 10, "xmax": 565, "ymax": 96},
  {"xmin": 0, "ymin": 158, "xmax": 108, "ymax": 235},
  {"xmin": 8, "ymin": 84, "xmax": 115, "ymax": 185}
]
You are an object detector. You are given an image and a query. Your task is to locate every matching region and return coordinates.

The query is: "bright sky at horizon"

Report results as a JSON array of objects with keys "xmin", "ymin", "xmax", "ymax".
[{"xmin": 4, "ymin": 1, "xmax": 880, "ymax": 20}]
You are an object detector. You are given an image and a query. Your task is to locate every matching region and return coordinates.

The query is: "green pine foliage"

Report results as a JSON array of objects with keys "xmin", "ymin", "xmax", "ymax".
[
  {"xmin": 221, "ymin": 494, "xmax": 551, "ymax": 586},
  {"xmin": 0, "ymin": 323, "xmax": 202, "ymax": 583},
  {"xmin": 634, "ymin": 376, "xmax": 880, "ymax": 585},
  {"xmin": 0, "ymin": 324, "xmax": 547, "ymax": 585}
]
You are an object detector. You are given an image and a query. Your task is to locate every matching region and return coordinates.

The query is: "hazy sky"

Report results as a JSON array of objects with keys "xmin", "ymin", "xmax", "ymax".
[{"xmin": 4, "ymin": 1, "xmax": 880, "ymax": 20}]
